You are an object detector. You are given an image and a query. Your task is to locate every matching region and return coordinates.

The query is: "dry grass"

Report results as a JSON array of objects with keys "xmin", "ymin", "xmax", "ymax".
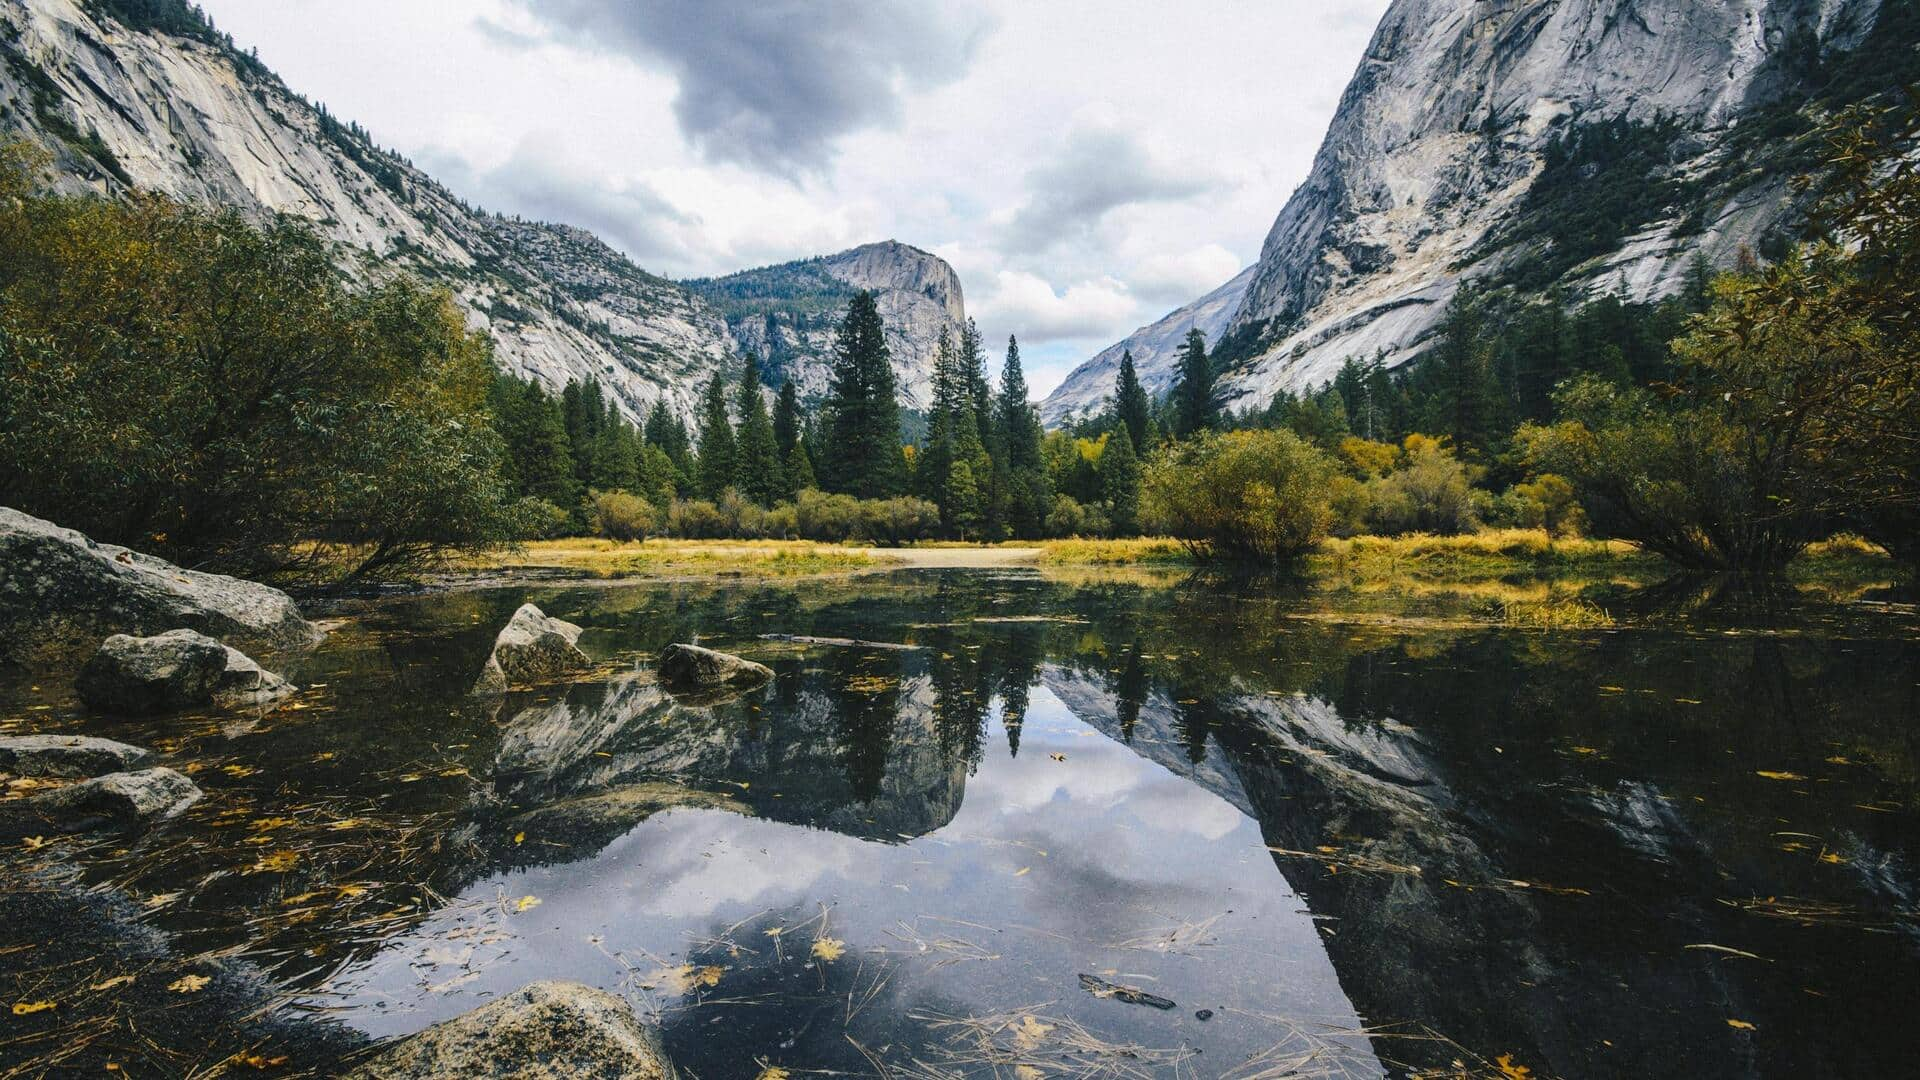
[
  {"xmin": 460, "ymin": 538, "xmax": 884, "ymax": 579},
  {"xmin": 1034, "ymin": 538, "xmax": 1193, "ymax": 566}
]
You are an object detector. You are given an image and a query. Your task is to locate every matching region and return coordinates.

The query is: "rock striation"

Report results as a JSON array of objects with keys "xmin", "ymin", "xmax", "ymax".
[{"xmin": 0, "ymin": 507, "xmax": 323, "ymax": 668}]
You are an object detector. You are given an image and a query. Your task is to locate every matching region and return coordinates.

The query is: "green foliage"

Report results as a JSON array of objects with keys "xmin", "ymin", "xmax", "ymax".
[
  {"xmin": 592, "ymin": 490, "xmax": 657, "ymax": 542},
  {"xmin": 1144, "ymin": 429, "xmax": 1341, "ymax": 562},
  {"xmin": 1501, "ymin": 116, "xmax": 1687, "ymax": 288},
  {"xmin": 919, "ymin": 328, "xmax": 995, "ymax": 536},
  {"xmin": 695, "ymin": 372, "xmax": 736, "ymax": 499},
  {"xmin": 0, "ymin": 174, "xmax": 521, "ymax": 580},
  {"xmin": 1359, "ymin": 436, "xmax": 1481, "ymax": 536},
  {"xmin": 732, "ymin": 353, "xmax": 785, "ymax": 506},
  {"xmin": 822, "ymin": 291, "xmax": 907, "ymax": 499},
  {"xmin": 1100, "ymin": 423, "xmax": 1142, "ymax": 537},
  {"xmin": 994, "ymin": 335, "xmax": 1051, "ymax": 539},
  {"xmin": 1113, "ymin": 349, "xmax": 1153, "ymax": 452},
  {"xmin": 1171, "ymin": 328, "xmax": 1216, "ymax": 438},
  {"xmin": 488, "ymin": 375, "xmax": 580, "ymax": 509}
]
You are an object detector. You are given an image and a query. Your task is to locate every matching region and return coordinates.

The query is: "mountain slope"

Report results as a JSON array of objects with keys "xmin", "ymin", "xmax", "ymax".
[
  {"xmin": 0, "ymin": 0, "xmax": 744, "ymax": 422},
  {"xmin": 1039, "ymin": 265, "xmax": 1253, "ymax": 426},
  {"xmin": 1046, "ymin": 0, "xmax": 1913, "ymax": 423},
  {"xmin": 685, "ymin": 241, "xmax": 966, "ymax": 411}
]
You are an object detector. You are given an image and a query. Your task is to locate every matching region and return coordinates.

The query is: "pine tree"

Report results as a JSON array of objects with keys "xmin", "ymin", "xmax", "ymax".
[
  {"xmin": 1171, "ymin": 328, "xmax": 1215, "ymax": 438},
  {"xmin": 1100, "ymin": 421, "xmax": 1141, "ymax": 536},
  {"xmin": 785, "ymin": 437, "xmax": 816, "ymax": 495},
  {"xmin": 995, "ymin": 336, "xmax": 1051, "ymax": 539},
  {"xmin": 1113, "ymin": 348, "xmax": 1152, "ymax": 452},
  {"xmin": 822, "ymin": 291, "xmax": 906, "ymax": 498},
  {"xmin": 772, "ymin": 380, "xmax": 801, "ymax": 458},
  {"xmin": 732, "ymin": 353, "xmax": 784, "ymax": 506},
  {"xmin": 695, "ymin": 371, "xmax": 736, "ymax": 499},
  {"xmin": 961, "ymin": 318, "xmax": 993, "ymax": 450},
  {"xmin": 487, "ymin": 376, "xmax": 578, "ymax": 508}
]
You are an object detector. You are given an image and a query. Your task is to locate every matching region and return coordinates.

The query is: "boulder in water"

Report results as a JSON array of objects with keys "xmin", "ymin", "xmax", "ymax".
[
  {"xmin": 342, "ymin": 980, "xmax": 676, "ymax": 1079},
  {"xmin": 657, "ymin": 643, "xmax": 771, "ymax": 693},
  {"xmin": 76, "ymin": 630, "xmax": 229, "ymax": 714},
  {"xmin": 0, "ymin": 506, "xmax": 323, "ymax": 668},
  {"xmin": 0, "ymin": 735, "xmax": 154, "ymax": 778},
  {"xmin": 0, "ymin": 767, "xmax": 202, "ymax": 837},
  {"xmin": 473, "ymin": 604, "xmax": 590, "ymax": 694}
]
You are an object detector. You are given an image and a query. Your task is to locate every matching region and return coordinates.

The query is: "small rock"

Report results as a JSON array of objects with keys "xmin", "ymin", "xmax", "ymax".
[
  {"xmin": 76, "ymin": 630, "xmax": 229, "ymax": 714},
  {"xmin": 214, "ymin": 643, "xmax": 295, "ymax": 706},
  {"xmin": 0, "ymin": 767, "xmax": 202, "ymax": 837},
  {"xmin": 473, "ymin": 604, "xmax": 590, "ymax": 694},
  {"xmin": 657, "ymin": 643, "xmax": 772, "ymax": 693},
  {"xmin": 343, "ymin": 980, "xmax": 677, "ymax": 1079},
  {"xmin": 1195, "ymin": 1009, "xmax": 1214, "ymax": 1022},
  {"xmin": 0, "ymin": 735, "xmax": 154, "ymax": 778}
]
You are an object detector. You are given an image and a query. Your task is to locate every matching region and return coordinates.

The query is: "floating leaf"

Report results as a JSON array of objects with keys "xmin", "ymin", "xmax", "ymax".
[
  {"xmin": 1495, "ymin": 1055, "xmax": 1533, "ymax": 1079},
  {"xmin": 248, "ymin": 849, "xmax": 300, "ymax": 874},
  {"xmin": 755, "ymin": 1067, "xmax": 790, "ymax": 1080},
  {"xmin": 1012, "ymin": 1015, "xmax": 1054, "ymax": 1050},
  {"xmin": 512, "ymin": 895, "xmax": 541, "ymax": 913},
  {"xmin": 1049, "ymin": 753, "xmax": 1066, "ymax": 762},
  {"xmin": 1756, "ymin": 771, "xmax": 1806, "ymax": 782},
  {"xmin": 513, "ymin": 831, "xmax": 525, "ymax": 845},
  {"xmin": 238, "ymin": 1052, "xmax": 290, "ymax": 1069},
  {"xmin": 810, "ymin": 937, "xmax": 845, "ymax": 962},
  {"xmin": 168, "ymin": 974, "xmax": 210, "ymax": 994},
  {"xmin": 1013, "ymin": 866, "xmax": 1031, "ymax": 877},
  {"xmin": 1727, "ymin": 1018, "xmax": 1756, "ymax": 1030},
  {"xmin": 221, "ymin": 764, "xmax": 257, "ymax": 778},
  {"xmin": 21, "ymin": 835, "xmax": 47, "ymax": 849},
  {"xmin": 89, "ymin": 975, "xmax": 136, "ymax": 991},
  {"xmin": 11, "ymin": 1001, "xmax": 55, "ymax": 1015}
]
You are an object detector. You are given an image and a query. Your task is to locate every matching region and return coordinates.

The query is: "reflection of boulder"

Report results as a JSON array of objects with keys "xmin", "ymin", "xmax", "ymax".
[
  {"xmin": 657, "ymin": 643, "xmax": 772, "ymax": 698},
  {"xmin": 344, "ymin": 980, "xmax": 677, "ymax": 1080},
  {"xmin": 501, "ymin": 783, "xmax": 748, "ymax": 867},
  {"xmin": 486, "ymin": 669, "xmax": 967, "ymax": 854}
]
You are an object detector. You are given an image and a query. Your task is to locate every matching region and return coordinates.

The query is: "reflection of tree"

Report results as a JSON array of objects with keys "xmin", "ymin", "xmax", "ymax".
[
  {"xmin": 1112, "ymin": 642, "xmax": 1148, "ymax": 744},
  {"xmin": 824, "ymin": 651, "xmax": 901, "ymax": 803},
  {"xmin": 925, "ymin": 624, "xmax": 989, "ymax": 773},
  {"xmin": 1172, "ymin": 694, "xmax": 1215, "ymax": 764}
]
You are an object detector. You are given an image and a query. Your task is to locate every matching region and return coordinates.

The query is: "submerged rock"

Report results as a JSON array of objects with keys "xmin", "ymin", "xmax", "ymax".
[
  {"xmin": 76, "ymin": 630, "xmax": 229, "ymax": 714},
  {"xmin": 343, "ymin": 980, "xmax": 676, "ymax": 1080},
  {"xmin": 657, "ymin": 643, "xmax": 772, "ymax": 693},
  {"xmin": 0, "ymin": 506, "xmax": 323, "ymax": 668},
  {"xmin": 474, "ymin": 604, "xmax": 590, "ymax": 694},
  {"xmin": 0, "ymin": 767, "xmax": 202, "ymax": 836},
  {"xmin": 0, "ymin": 735, "xmax": 154, "ymax": 778}
]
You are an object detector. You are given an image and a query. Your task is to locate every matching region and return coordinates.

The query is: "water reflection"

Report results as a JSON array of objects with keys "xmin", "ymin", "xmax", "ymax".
[{"xmin": 1, "ymin": 570, "xmax": 1915, "ymax": 1077}]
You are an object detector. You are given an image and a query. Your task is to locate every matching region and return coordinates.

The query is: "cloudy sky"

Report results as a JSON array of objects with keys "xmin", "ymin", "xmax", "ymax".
[{"xmin": 196, "ymin": 0, "xmax": 1391, "ymax": 396}]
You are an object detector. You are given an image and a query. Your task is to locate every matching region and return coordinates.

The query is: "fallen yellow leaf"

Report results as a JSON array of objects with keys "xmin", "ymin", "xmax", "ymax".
[
  {"xmin": 513, "ymin": 831, "xmax": 525, "ymax": 845},
  {"xmin": 755, "ymin": 1068, "xmax": 790, "ymax": 1080},
  {"xmin": 1012, "ymin": 1015, "xmax": 1054, "ymax": 1050},
  {"xmin": 168, "ymin": 974, "xmax": 210, "ymax": 994},
  {"xmin": 11, "ymin": 1001, "xmax": 55, "ymax": 1015},
  {"xmin": 1495, "ymin": 1054, "xmax": 1533, "ymax": 1079},
  {"xmin": 248, "ymin": 850, "xmax": 299, "ymax": 874},
  {"xmin": 21, "ymin": 836, "xmax": 46, "ymax": 849},
  {"xmin": 1727, "ymin": 1018, "xmax": 1756, "ymax": 1030},
  {"xmin": 512, "ymin": 895, "xmax": 541, "ymax": 913},
  {"xmin": 810, "ymin": 937, "xmax": 845, "ymax": 962},
  {"xmin": 89, "ymin": 975, "xmax": 136, "ymax": 991},
  {"xmin": 1756, "ymin": 771, "xmax": 1806, "ymax": 782}
]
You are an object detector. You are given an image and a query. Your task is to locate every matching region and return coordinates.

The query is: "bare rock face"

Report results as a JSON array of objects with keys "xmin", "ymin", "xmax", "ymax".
[
  {"xmin": 0, "ymin": 767, "xmax": 202, "ymax": 836},
  {"xmin": 0, "ymin": 507, "xmax": 323, "ymax": 668},
  {"xmin": 657, "ymin": 643, "xmax": 773, "ymax": 694},
  {"xmin": 474, "ymin": 604, "xmax": 590, "ymax": 694},
  {"xmin": 687, "ymin": 240, "xmax": 967, "ymax": 411},
  {"xmin": 0, "ymin": 735, "xmax": 154, "ymax": 778},
  {"xmin": 343, "ymin": 980, "xmax": 677, "ymax": 1080},
  {"xmin": 1046, "ymin": 0, "xmax": 1894, "ymax": 420}
]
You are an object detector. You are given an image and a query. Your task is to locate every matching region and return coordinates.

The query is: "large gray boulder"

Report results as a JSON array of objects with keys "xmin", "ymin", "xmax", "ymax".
[
  {"xmin": 76, "ymin": 630, "xmax": 228, "ymax": 714},
  {"xmin": 0, "ymin": 735, "xmax": 154, "ymax": 778},
  {"xmin": 74, "ymin": 629, "xmax": 293, "ymax": 714},
  {"xmin": 657, "ymin": 643, "xmax": 772, "ymax": 693},
  {"xmin": 344, "ymin": 980, "xmax": 676, "ymax": 1080},
  {"xmin": 473, "ymin": 604, "xmax": 590, "ymax": 694},
  {"xmin": 0, "ymin": 767, "xmax": 202, "ymax": 836},
  {"xmin": 0, "ymin": 507, "xmax": 323, "ymax": 668}
]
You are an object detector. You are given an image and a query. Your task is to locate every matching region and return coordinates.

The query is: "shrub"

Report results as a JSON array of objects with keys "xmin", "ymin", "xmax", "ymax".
[
  {"xmin": 856, "ymin": 496, "xmax": 939, "ymax": 545},
  {"xmin": 793, "ymin": 488, "xmax": 863, "ymax": 541},
  {"xmin": 1493, "ymin": 474, "xmax": 1586, "ymax": 537},
  {"xmin": 1364, "ymin": 437, "xmax": 1480, "ymax": 535},
  {"xmin": 1143, "ymin": 429, "xmax": 1341, "ymax": 561},
  {"xmin": 666, "ymin": 499, "xmax": 728, "ymax": 539},
  {"xmin": 592, "ymin": 491, "xmax": 656, "ymax": 541}
]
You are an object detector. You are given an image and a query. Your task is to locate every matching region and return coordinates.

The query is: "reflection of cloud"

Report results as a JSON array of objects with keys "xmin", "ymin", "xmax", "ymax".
[
  {"xmin": 502, "ymin": 0, "xmax": 994, "ymax": 176},
  {"xmin": 606, "ymin": 810, "xmax": 860, "ymax": 918}
]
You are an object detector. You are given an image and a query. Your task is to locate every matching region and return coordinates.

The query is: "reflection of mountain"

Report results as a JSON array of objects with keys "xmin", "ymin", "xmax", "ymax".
[
  {"xmin": 1040, "ymin": 663, "xmax": 1911, "ymax": 1078},
  {"xmin": 489, "ymin": 663, "xmax": 968, "ymax": 856}
]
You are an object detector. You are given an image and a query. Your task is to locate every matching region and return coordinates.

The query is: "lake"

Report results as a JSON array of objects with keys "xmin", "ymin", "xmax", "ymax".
[{"xmin": 2, "ymin": 568, "xmax": 1916, "ymax": 1077}]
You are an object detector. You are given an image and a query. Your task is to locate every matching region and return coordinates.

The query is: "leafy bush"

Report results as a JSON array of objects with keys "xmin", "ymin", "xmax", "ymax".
[
  {"xmin": 592, "ymin": 491, "xmax": 656, "ymax": 542},
  {"xmin": 666, "ymin": 499, "xmax": 728, "ymax": 539},
  {"xmin": 1143, "ymin": 430, "xmax": 1341, "ymax": 561},
  {"xmin": 1363, "ymin": 437, "xmax": 1480, "ymax": 535},
  {"xmin": 1493, "ymin": 474, "xmax": 1585, "ymax": 538},
  {"xmin": 0, "ymin": 158, "xmax": 521, "ymax": 580},
  {"xmin": 856, "ymin": 497, "xmax": 940, "ymax": 546}
]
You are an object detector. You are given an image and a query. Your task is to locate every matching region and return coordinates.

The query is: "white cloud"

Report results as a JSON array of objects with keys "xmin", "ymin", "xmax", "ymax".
[{"xmin": 972, "ymin": 272, "xmax": 1139, "ymax": 344}]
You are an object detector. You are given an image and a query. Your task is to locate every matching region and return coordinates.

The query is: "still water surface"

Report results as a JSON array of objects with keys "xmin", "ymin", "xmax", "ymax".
[{"xmin": 3, "ymin": 569, "xmax": 1916, "ymax": 1077}]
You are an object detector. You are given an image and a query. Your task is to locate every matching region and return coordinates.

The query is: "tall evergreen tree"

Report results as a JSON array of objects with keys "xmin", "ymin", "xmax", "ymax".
[
  {"xmin": 785, "ymin": 437, "xmax": 816, "ymax": 496},
  {"xmin": 733, "ymin": 353, "xmax": 785, "ymax": 506},
  {"xmin": 822, "ymin": 291, "xmax": 906, "ymax": 498},
  {"xmin": 772, "ymin": 380, "xmax": 802, "ymax": 457},
  {"xmin": 995, "ymin": 335, "xmax": 1051, "ymax": 539},
  {"xmin": 487, "ymin": 376, "xmax": 578, "ymax": 508},
  {"xmin": 1100, "ymin": 421, "xmax": 1141, "ymax": 536},
  {"xmin": 960, "ymin": 318, "xmax": 993, "ymax": 449},
  {"xmin": 1171, "ymin": 328, "xmax": 1216, "ymax": 438},
  {"xmin": 695, "ymin": 371, "xmax": 736, "ymax": 499},
  {"xmin": 919, "ymin": 329, "xmax": 993, "ymax": 535},
  {"xmin": 1113, "ymin": 348, "xmax": 1152, "ymax": 452}
]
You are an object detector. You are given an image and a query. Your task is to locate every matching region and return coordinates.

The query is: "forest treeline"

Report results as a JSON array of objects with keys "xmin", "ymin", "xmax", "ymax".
[{"xmin": 1, "ymin": 99, "xmax": 1913, "ymax": 581}]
